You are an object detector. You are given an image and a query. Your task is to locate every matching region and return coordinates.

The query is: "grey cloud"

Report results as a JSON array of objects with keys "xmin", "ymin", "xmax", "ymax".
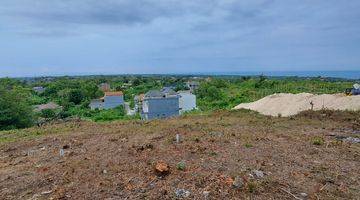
[{"xmin": 1, "ymin": 0, "xmax": 214, "ymax": 26}]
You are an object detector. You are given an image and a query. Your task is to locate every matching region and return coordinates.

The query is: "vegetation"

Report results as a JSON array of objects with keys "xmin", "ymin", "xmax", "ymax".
[
  {"xmin": 0, "ymin": 75, "xmax": 356, "ymax": 130},
  {"xmin": 0, "ymin": 79, "xmax": 35, "ymax": 130},
  {"xmin": 312, "ymin": 137, "xmax": 325, "ymax": 145},
  {"xmin": 196, "ymin": 77, "xmax": 354, "ymax": 110}
]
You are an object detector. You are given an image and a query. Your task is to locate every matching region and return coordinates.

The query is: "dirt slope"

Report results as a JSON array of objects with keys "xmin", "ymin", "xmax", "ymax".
[
  {"xmin": 234, "ymin": 93, "xmax": 360, "ymax": 117},
  {"xmin": 0, "ymin": 110, "xmax": 359, "ymax": 199}
]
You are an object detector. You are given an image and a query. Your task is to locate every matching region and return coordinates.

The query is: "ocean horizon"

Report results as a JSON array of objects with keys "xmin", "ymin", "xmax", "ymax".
[{"xmin": 5, "ymin": 70, "xmax": 360, "ymax": 80}]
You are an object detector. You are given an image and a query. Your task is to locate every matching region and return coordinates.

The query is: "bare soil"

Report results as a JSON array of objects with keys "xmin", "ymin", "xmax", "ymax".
[{"xmin": 0, "ymin": 110, "xmax": 359, "ymax": 199}]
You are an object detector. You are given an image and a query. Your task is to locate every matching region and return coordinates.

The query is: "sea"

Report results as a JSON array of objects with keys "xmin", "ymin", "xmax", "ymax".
[{"xmin": 199, "ymin": 71, "xmax": 360, "ymax": 80}]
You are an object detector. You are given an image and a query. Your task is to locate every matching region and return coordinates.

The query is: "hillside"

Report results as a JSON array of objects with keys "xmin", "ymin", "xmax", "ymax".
[{"xmin": 1, "ymin": 110, "xmax": 359, "ymax": 199}]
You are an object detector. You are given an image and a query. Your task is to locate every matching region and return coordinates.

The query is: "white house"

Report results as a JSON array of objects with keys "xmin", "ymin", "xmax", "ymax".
[{"xmin": 178, "ymin": 91, "xmax": 197, "ymax": 113}]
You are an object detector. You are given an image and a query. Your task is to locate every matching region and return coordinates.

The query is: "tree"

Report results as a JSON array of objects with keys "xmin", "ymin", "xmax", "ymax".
[
  {"xmin": 68, "ymin": 89, "xmax": 84, "ymax": 105},
  {"xmin": 0, "ymin": 87, "xmax": 35, "ymax": 130}
]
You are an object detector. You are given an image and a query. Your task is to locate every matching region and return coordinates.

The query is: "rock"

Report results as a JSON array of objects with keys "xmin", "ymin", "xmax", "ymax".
[
  {"xmin": 203, "ymin": 191, "xmax": 210, "ymax": 198},
  {"xmin": 102, "ymin": 169, "xmax": 108, "ymax": 174},
  {"xmin": 253, "ymin": 170, "xmax": 264, "ymax": 178},
  {"xmin": 232, "ymin": 176, "xmax": 244, "ymax": 188},
  {"xmin": 155, "ymin": 161, "xmax": 170, "ymax": 176},
  {"xmin": 343, "ymin": 137, "xmax": 360, "ymax": 143},
  {"xmin": 225, "ymin": 177, "xmax": 234, "ymax": 185},
  {"xmin": 175, "ymin": 189, "xmax": 190, "ymax": 198},
  {"xmin": 209, "ymin": 131, "xmax": 223, "ymax": 137},
  {"xmin": 59, "ymin": 149, "xmax": 65, "ymax": 157},
  {"xmin": 176, "ymin": 134, "xmax": 181, "ymax": 143},
  {"xmin": 300, "ymin": 192, "xmax": 308, "ymax": 198},
  {"xmin": 41, "ymin": 190, "xmax": 53, "ymax": 195}
]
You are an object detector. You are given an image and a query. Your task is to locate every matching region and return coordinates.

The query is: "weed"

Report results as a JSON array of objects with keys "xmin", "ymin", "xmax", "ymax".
[
  {"xmin": 247, "ymin": 182, "xmax": 257, "ymax": 193},
  {"xmin": 312, "ymin": 137, "xmax": 324, "ymax": 145},
  {"xmin": 176, "ymin": 161, "xmax": 186, "ymax": 171},
  {"xmin": 209, "ymin": 151, "xmax": 217, "ymax": 156},
  {"xmin": 244, "ymin": 143, "xmax": 253, "ymax": 148}
]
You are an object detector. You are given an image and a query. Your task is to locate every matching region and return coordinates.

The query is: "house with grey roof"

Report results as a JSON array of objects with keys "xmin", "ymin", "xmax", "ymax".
[
  {"xmin": 141, "ymin": 89, "xmax": 180, "ymax": 120},
  {"xmin": 90, "ymin": 91, "xmax": 124, "ymax": 110},
  {"xmin": 34, "ymin": 102, "xmax": 61, "ymax": 112},
  {"xmin": 186, "ymin": 81, "xmax": 200, "ymax": 93},
  {"xmin": 33, "ymin": 86, "xmax": 45, "ymax": 94}
]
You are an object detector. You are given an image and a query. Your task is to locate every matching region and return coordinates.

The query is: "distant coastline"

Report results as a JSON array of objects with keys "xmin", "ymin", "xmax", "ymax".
[
  {"xmin": 4, "ymin": 70, "xmax": 360, "ymax": 80},
  {"xmin": 192, "ymin": 71, "xmax": 360, "ymax": 80}
]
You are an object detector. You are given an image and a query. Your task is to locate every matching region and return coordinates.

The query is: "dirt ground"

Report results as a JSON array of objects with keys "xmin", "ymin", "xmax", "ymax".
[{"xmin": 0, "ymin": 110, "xmax": 359, "ymax": 199}]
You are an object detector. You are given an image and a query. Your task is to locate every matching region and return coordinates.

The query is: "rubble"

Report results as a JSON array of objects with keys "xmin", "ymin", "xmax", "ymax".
[
  {"xmin": 175, "ymin": 189, "xmax": 190, "ymax": 198},
  {"xmin": 232, "ymin": 176, "xmax": 244, "ymax": 188},
  {"xmin": 252, "ymin": 170, "xmax": 264, "ymax": 179}
]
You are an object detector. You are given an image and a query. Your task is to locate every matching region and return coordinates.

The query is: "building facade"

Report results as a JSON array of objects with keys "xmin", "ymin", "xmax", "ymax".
[
  {"xmin": 90, "ymin": 91, "xmax": 124, "ymax": 110},
  {"xmin": 141, "ymin": 90, "xmax": 179, "ymax": 120},
  {"xmin": 178, "ymin": 91, "xmax": 197, "ymax": 113}
]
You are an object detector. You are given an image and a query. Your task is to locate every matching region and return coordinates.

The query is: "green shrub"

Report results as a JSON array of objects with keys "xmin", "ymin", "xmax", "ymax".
[
  {"xmin": 176, "ymin": 161, "xmax": 186, "ymax": 171},
  {"xmin": 244, "ymin": 143, "xmax": 253, "ymax": 148},
  {"xmin": 40, "ymin": 109, "xmax": 57, "ymax": 119},
  {"xmin": 312, "ymin": 137, "xmax": 324, "ymax": 145}
]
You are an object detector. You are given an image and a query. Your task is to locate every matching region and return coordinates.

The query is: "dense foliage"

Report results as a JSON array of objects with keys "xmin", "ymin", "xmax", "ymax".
[{"xmin": 0, "ymin": 79, "xmax": 35, "ymax": 130}]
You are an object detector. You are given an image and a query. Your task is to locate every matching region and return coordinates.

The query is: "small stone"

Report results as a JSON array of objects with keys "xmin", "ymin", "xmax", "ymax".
[
  {"xmin": 203, "ymin": 191, "xmax": 210, "ymax": 198},
  {"xmin": 232, "ymin": 176, "xmax": 244, "ymax": 188},
  {"xmin": 253, "ymin": 170, "xmax": 264, "ymax": 178},
  {"xmin": 103, "ymin": 169, "xmax": 108, "ymax": 174},
  {"xmin": 225, "ymin": 177, "xmax": 234, "ymax": 185},
  {"xmin": 176, "ymin": 134, "xmax": 181, "ymax": 143},
  {"xmin": 300, "ymin": 192, "xmax": 308, "ymax": 197},
  {"xmin": 41, "ymin": 190, "xmax": 53, "ymax": 195},
  {"xmin": 59, "ymin": 149, "xmax": 65, "ymax": 157},
  {"xmin": 175, "ymin": 188, "xmax": 190, "ymax": 198}
]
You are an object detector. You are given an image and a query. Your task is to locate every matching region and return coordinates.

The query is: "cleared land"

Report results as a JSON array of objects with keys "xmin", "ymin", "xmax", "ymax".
[
  {"xmin": 234, "ymin": 93, "xmax": 360, "ymax": 117},
  {"xmin": 0, "ymin": 110, "xmax": 359, "ymax": 199}
]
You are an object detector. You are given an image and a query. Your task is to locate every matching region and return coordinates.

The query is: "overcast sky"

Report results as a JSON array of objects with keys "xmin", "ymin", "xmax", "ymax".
[{"xmin": 0, "ymin": 0, "xmax": 359, "ymax": 77}]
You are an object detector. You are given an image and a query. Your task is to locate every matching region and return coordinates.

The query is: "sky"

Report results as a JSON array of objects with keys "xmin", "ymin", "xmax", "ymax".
[{"xmin": 0, "ymin": 0, "xmax": 360, "ymax": 77}]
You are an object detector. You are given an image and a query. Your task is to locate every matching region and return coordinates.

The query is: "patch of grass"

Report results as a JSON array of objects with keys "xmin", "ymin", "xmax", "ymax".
[
  {"xmin": 312, "ymin": 137, "xmax": 324, "ymax": 145},
  {"xmin": 247, "ymin": 181, "xmax": 257, "ymax": 193},
  {"xmin": 244, "ymin": 143, "xmax": 253, "ymax": 148},
  {"xmin": 209, "ymin": 151, "xmax": 217, "ymax": 156}
]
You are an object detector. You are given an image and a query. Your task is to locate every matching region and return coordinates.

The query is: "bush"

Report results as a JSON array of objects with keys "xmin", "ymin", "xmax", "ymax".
[
  {"xmin": 92, "ymin": 106, "xmax": 126, "ymax": 122},
  {"xmin": 40, "ymin": 109, "xmax": 57, "ymax": 120},
  {"xmin": 0, "ymin": 87, "xmax": 35, "ymax": 130},
  {"xmin": 176, "ymin": 161, "xmax": 186, "ymax": 171},
  {"xmin": 312, "ymin": 137, "xmax": 324, "ymax": 145}
]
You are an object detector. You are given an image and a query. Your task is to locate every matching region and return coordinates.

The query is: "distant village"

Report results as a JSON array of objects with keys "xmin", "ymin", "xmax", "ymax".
[{"xmin": 33, "ymin": 80, "xmax": 200, "ymax": 120}]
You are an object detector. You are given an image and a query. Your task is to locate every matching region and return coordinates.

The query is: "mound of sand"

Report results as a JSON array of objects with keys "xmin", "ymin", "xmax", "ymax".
[{"xmin": 234, "ymin": 93, "xmax": 360, "ymax": 117}]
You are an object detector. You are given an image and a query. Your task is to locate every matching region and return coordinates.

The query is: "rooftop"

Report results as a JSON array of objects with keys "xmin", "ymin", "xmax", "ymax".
[{"xmin": 104, "ymin": 91, "xmax": 123, "ymax": 96}]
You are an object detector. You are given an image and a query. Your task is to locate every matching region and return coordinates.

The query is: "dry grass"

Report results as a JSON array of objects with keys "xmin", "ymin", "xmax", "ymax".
[{"xmin": 0, "ymin": 109, "xmax": 359, "ymax": 199}]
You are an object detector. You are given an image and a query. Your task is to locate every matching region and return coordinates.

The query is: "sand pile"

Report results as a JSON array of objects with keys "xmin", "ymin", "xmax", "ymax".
[{"xmin": 234, "ymin": 93, "xmax": 360, "ymax": 117}]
